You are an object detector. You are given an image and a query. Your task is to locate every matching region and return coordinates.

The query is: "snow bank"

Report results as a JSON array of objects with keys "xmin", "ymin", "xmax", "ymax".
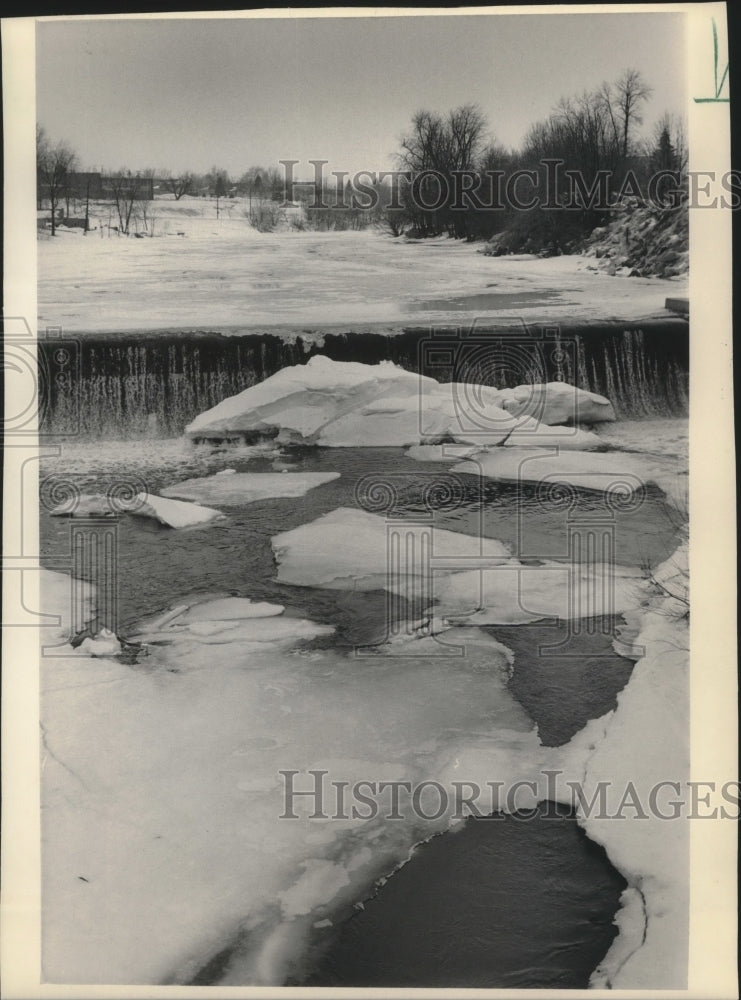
[
  {"xmin": 161, "ymin": 471, "xmax": 339, "ymax": 505},
  {"xmin": 41, "ymin": 570, "xmax": 97, "ymax": 647},
  {"xmin": 581, "ymin": 544, "xmax": 689, "ymax": 988},
  {"xmin": 651, "ymin": 541, "xmax": 689, "ymax": 604},
  {"xmin": 131, "ymin": 491, "xmax": 224, "ymax": 528},
  {"xmin": 186, "ymin": 356, "xmax": 615, "ymax": 449}
]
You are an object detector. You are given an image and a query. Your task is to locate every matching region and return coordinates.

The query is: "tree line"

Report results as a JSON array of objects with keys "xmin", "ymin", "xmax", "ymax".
[
  {"xmin": 37, "ymin": 68, "xmax": 686, "ymax": 248},
  {"xmin": 389, "ymin": 69, "xmax": 687, "ymax": 251}
]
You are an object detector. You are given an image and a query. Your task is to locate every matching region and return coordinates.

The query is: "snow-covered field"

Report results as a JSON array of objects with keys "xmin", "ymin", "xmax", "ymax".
[{"xmin": 37, "ymin": 198, "xmax": 686, "ymax": 334}]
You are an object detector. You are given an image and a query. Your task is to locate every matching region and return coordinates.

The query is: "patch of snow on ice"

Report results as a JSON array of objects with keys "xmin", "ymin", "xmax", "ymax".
[
  {"xmin": 49, "ymin": 494, "xmax": 116, "ymax": 518},
  {"xmin": 181, "ymin": 597, "xmax": 285, "ymax": 621},
  {"xmin": 160, "ymin": 471, "xmax": 339, "ymax": 505}
]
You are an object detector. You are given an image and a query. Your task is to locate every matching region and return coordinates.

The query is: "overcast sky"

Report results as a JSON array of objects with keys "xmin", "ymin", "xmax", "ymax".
[{"xmin": 36, "ymin": 11, "xmax": 687, "ymax": 178}]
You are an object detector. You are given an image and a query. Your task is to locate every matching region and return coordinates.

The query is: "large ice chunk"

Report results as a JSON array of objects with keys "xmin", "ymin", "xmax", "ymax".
[
  {"xmin": 186, "ymin": 357, "xmax": 424, "ymax": 441},
  {"xmin": 186, "ymin": 356, "xmax": 611, "ymax": 449},
  {"xmin": 161, "ymin": 471, "xmax": 340, "ymax": 505},
  {"xmin": 497, "ymin": 381, "xmax": 616, "ymax": 424}
]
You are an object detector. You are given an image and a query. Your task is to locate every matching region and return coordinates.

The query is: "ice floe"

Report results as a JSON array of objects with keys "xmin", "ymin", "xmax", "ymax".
[
  {"xmin": 451, "ymin": 447, "xmax": 678, "ymax": 500},
  {"xmin": 186, "ymin": 356, "xmax": 615, "ymax": 449},
  {"xmin": 501, "ymin": 421, "xmax": 604, "ymax": 449},
  {"xmin": 271, "ymin": 508, "xmax": 511, "ymax": 592},
  {"xmin": 271, "ymin": 507, "xmax": 648, "ymax": 624},
  {"xmin": 405, "ymin": 444, "xmax": 479, "ymax": 464},
  {"xmin": 161, "ymin": 471, "xmax": 339, "ymax": 505},
  {"xmin": 130, "ymin": 491, "xmax": 224, "ymax": 528},
  {"xmin": 127, "ymin": 594, "xmax": 327, "ymax": 647},
  {"xmin": 181, "ymin": 597, "xmax": 285, "ymax": 621},
  {"xmin": 435, "ymin": 562, "xmax": 647, "ymax": 624}
]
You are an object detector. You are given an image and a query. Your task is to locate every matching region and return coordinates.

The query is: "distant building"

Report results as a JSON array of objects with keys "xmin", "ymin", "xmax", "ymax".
[
  {"xmin": 99, "ymin": 174, "xmax": 155, "ymax": 201},
  {"xmin": 37, "ymin": 171, "xmax": 155, "ymax": 209}
]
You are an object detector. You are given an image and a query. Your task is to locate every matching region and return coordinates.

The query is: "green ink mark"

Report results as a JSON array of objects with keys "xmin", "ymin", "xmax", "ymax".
[{"xmin": 695, "ymin": 18, "xmax": 730, "ymax": 103}]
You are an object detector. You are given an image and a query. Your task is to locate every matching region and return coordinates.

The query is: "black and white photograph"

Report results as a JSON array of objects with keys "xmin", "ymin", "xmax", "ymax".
[{"xmin": 1, "ymin": 4, "xmax": 737, "ymax": 996}]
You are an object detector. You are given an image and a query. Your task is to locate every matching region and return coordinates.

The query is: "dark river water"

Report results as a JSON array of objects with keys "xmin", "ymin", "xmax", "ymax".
[
  {"xmin": 298, "ymin": 803, "xmax": 626, "ymax": 989},
  {"xmin": 40, "ymin": 441, "xmax": 681, "ymax": 988}
]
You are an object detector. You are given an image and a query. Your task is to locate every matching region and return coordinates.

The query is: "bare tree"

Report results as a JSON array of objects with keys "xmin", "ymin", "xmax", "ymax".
[
  {"xmin": 614, "ymin": 69, "xmax": 653, "ymax": 159},
  {"xmin": 137, "ymin": 169, "xmax": 158, "ymax": 234},
  {"xmin": 448, "ymin": 103, "xmax": 487, "ymax": 170},
  {"xmin": 162, "ymin": 170, "xmax": 194, "ymax": 200},
  {"xmin": 398, "ymin": 104, "xmax": 488, "ymax": 236},
  {"xmin": 37, "ymin": 126, "xmax": 77, "ymax": 236},
  {"xmin": 110, "ymin": 170, "xmax": 146, "ymax": 234}
]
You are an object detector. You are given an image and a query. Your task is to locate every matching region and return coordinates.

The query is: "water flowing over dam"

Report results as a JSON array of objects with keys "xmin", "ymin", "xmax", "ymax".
[{"xmin": 40, "ymin": 319, "xmax": 688, "ymax": 438}]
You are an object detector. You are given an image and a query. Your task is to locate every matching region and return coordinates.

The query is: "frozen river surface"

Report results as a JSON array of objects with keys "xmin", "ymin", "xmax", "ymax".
[{"xmin": 38, "ymin": 226, "xmax": 686, "ymax": 334}]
